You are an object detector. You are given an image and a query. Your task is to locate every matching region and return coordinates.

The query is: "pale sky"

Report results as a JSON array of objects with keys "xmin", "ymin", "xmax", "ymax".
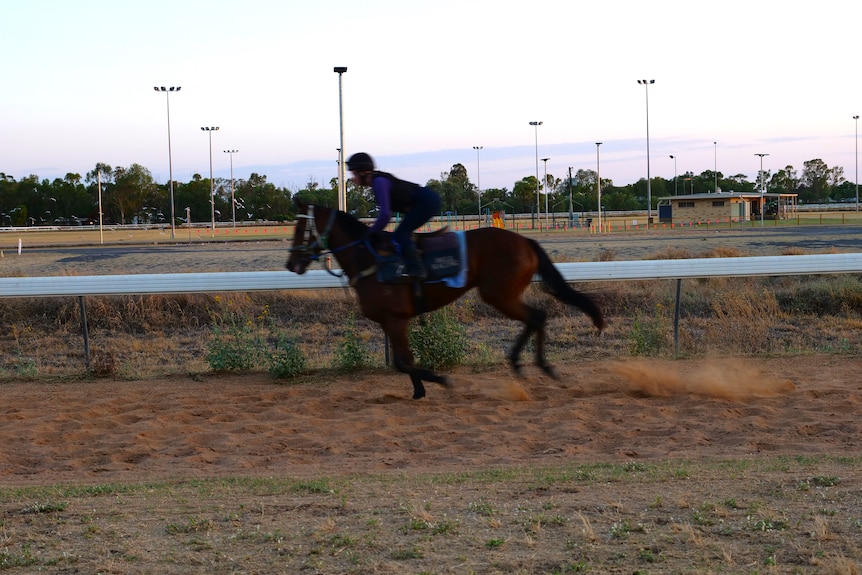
[{"xmin": 2, "ymin": 0, "xmax": 860, "ymax": 193}]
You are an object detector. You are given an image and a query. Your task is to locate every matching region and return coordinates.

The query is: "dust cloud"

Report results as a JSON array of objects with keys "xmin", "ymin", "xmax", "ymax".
[{"xmin": 611, "ymin": 359, "xmax": 796, "ymax": 401}]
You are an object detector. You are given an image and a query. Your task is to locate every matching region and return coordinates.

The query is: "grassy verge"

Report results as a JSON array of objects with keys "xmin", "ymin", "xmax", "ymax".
[{"xmin": 1, "ymin": 456, "xmax": 860, "ymax": 574}]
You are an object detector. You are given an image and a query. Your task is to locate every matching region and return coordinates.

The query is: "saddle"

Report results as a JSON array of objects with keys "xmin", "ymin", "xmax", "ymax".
[{"xmin": 372, "ymin": 230, "xmax": 463, "ymax": 284}]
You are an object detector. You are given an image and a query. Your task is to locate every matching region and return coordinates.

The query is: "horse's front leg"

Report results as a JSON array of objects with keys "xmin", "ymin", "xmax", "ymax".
[{"xmin": 384, "ymin": 318, "xmax": 449, "ymax": 400}]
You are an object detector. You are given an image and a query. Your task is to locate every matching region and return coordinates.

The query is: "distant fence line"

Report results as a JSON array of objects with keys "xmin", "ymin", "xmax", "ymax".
[
  {"xmin": 3, "ymin": 253, "xmax": 861, "ymax": 299},
  {"xmin": 3, "ymin": 205, "xmax": 862, "ymax": 236}
]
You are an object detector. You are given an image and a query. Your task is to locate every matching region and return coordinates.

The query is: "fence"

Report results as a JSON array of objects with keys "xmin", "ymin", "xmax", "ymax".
[{"xmin": 3, "ymin": 253, "xmax": 862, "ymax": 365}]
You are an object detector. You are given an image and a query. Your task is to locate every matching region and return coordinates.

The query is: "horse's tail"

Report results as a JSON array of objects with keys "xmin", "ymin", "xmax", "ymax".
[{"xmin": 529, "ymin": 238, "xmax": 606, "ymax": 331}]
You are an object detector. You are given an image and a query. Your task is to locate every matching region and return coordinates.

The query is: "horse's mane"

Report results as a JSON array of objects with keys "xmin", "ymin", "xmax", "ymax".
[{"xmin": 328, "ymin": 206, "xmax": 369, "ymax": 239}]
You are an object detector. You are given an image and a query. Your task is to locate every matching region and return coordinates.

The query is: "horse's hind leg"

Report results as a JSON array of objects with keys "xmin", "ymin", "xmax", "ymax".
[
  {"xmin": 507, "ymin": 307, "xmax": 548, "ymax": 376},
  {"xmin": 533, "ymin": 315, "xmax": 559, "ymax": 379}
]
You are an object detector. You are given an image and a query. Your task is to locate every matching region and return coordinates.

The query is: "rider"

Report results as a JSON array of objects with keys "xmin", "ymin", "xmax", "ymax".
[{"xmin": 346, "ymin": 152, "xmax": 441, "ymax": 279}]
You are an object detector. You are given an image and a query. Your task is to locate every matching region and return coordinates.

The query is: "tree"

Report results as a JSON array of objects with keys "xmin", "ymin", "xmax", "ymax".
[
  {"xmin": 242, "ymin": 173, "xmax": 294, "ymax": 220},
  {"xmin": 428, "ymin": 164, "xmax": 476, "ymax": 214},
  {"xmin": 601, "ymin": 186, "xmax": 642, "ymax": 211},
  {"xmin": 512, "ymin": 176, "xmax": 539, "ymax": 213},
  {"xmin": 51, "ymin": 173, "xmax": 92, "ymax": 223},
  {"xmin": 828, "ymin": 165, "xmax": 846, "ymax": 195},
  {"xmin": 343, "ymin": 177, "xmax": 376, "ymax": 216},
  {"xmin": 769, "ymin": 165, "xmax": 799, "ymax": 196},
  {"xmin": 801, "ymin": 159, "xmax": 832, "ymax": 203},
  {"xmin": 481, "ymin": 187, "xmax": 509, "ymax": 205},
  {"xmin": 112, "ymin": 164, "xmax": 156, "ymax": 224},
  {"xmin": 726, "ymin": 173, "xmax": 756, "ymax": 193}
]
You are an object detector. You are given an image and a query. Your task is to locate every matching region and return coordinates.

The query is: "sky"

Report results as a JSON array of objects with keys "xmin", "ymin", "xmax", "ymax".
[{"xmin": 2, "ymin": 0, "xmax": 861, "ymax": 194}]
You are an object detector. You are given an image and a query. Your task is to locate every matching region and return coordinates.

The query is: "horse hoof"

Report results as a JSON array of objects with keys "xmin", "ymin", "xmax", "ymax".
[
  {"xmin": 435, "ymin": 376, "xmax": 451, "ymax": 388},
  {"xmin": 540, "ymin": 364, "xmax": 560, "ymax": 380}
]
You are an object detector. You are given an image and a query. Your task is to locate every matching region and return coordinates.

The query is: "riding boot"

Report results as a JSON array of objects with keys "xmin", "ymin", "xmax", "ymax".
[{"xmin": 398, "ymin": 242, "xmax": 427, "ymax": 279}]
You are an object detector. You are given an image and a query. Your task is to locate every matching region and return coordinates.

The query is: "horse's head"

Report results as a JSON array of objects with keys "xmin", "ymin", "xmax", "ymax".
[
  {"xmin": 286, "ymin": 199, "xmax": 323, "ymax": 274},
  {"xmin": 286, "ymin": 199, "xmax": 369, "ymax": 274}
]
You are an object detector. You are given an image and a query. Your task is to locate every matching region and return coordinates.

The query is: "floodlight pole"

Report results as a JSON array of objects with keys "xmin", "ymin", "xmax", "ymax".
[
  {"xmin": 334, "ymin": 67, "xmax": 348, "ymax": 212},
  {"xmin": 541, "ymin": 157, "xmax": 550, "ymax": 226},
  {"xmin": 854, "ymin": 115, "xmax": 859, "ymax": 212},
  {"xmin": 154, "ymin": 86, "xmax": 181, "ymax": 239},
  {"xmin": 669, "ymin": 154, "xmax": 678, "ymax": 195},
  {"xmin": 637, "ymin": 79, "xmax": 655, "ymax": 225},
  {"xmin": 473, "ymin": 146, "xmax": 483, "ymax": 227},
  {"xmin": 596, "ymin": 143, "xmax": 602, "ymax": 233},
  {"xmin": 755, "ymin": 153, "xmax": 769, "ymax": 227},
  {"xmin": 201, "ymin": 126, "xmax": 220, "ymax": 231},
  {"xmin": 224, "ymin": 149, "xmax": 239, "ymax": 227},
  {"xmin": 529, "ymin": 121, "xmax": 542, "ymax": 228}
]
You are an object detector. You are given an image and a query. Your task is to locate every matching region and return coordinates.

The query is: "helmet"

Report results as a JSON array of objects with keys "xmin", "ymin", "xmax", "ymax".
[{"xmin": 346, "ymin": 152, "xmax": 374, "ymax": 172}]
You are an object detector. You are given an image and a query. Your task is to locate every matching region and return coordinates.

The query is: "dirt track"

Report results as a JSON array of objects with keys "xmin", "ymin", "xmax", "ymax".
[{"xmin": 2, "ymin": 355, "xmax": 859, "ymax": 486}]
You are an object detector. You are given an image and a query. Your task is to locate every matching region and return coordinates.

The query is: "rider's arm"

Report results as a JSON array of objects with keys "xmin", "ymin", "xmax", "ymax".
[{"xmin": 368, "ymin": 175, "xmax": 392, "ymax": 234}]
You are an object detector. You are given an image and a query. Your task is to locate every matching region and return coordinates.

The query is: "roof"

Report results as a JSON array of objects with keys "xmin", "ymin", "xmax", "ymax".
[{"xmin": 664, "ymin": 192, "xmax": 797, "ymax": 201}]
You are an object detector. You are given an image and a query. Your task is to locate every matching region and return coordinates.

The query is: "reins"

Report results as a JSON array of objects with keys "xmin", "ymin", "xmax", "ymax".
[{"xmin": 289, "ymin": 204, "xmax": 366, "ymax": 280}]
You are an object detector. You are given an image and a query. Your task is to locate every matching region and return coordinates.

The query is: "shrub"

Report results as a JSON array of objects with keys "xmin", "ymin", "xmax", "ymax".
[
  {"xmin": 268, "ymin": 333, "xmax": 307, "ymax": 379},
  {"xmin": 205, "ymin": 318, "xmax": 261, "ymax": 371},
  {"xmin": 629, "ymin": 304, "xmax": 670, "ymax": 356},
  {"xmin": 335, "ymin": 312, "xmax": 373, "ymax": 371},
  {"xmin": 409, "ymin": 308, "xmax": 467, "ymax": 370},
  {"xmin": 206, "ymin": 307, "xmax": 307, "ymax": 377}
]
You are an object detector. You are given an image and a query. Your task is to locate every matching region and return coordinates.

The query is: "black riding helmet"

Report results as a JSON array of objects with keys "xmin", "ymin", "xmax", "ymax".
[{"xmin": 346, "ymin": 152, "xmax": 375, "ymax": 172}]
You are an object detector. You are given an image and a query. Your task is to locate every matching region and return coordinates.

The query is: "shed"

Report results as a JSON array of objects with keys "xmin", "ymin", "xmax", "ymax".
[{"xmin": 658, "ymin": 192, "xmax": 798, "ymax": 225}]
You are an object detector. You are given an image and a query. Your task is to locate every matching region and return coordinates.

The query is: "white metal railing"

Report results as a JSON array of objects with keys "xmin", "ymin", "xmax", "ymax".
[{"xmin": 2, "ymin": 253, "xmax": 862, "ymax": 298}]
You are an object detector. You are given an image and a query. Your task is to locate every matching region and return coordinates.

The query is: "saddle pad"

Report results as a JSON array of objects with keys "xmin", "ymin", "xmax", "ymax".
[{"xmin": 424, "ymin": 231, "xmax": 467, "ymax": 288}]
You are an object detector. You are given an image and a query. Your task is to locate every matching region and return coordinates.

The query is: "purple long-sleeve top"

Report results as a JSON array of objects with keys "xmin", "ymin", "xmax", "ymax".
[{"xmin": 368, "ymin": 175, "xmax": 393, "ymax": 234}]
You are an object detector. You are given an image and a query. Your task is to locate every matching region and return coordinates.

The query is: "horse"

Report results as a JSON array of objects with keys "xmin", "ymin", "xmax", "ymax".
[{"xmin": 286, "ymin": 200, "xmax": 605, "ymax": 399}]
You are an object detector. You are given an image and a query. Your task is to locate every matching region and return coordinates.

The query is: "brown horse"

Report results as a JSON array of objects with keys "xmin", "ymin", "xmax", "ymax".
[{"xmin": 286, "ymin": 200, "xmax": 605, "ymax": 399}]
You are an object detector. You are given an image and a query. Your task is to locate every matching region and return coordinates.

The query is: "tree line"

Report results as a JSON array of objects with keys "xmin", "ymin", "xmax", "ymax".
[{"xmin": 0, "ymin": 157, "xmax": 853, "ymax": 227}]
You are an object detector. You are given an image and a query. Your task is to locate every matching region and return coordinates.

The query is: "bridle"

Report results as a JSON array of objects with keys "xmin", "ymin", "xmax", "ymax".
[{"xmin": 288, "ymin": 204, "xmax": 362, "ymax": 278}]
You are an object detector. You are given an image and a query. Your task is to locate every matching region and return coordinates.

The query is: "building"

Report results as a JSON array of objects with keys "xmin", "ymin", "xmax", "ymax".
[{"xmin": 658, "ymin": 192, "xmax": 798, "ymax": 225}]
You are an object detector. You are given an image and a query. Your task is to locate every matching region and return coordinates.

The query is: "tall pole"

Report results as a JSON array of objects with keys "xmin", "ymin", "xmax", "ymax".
[
  {"xmin": 854, "ymin": 115, "xmax": 859, "ymax": 212},
  {"xmin": 567, "ymin": 166, "xmax": 573, "ymax": 227},
  {"xmin": 596, "ymin": 143, "xmax": 602, "ymax": 233},
  {"xmin": 473, "ymin": 146, "xmax": 483, "ymax": 227},
  {"xmin": 755, "ymin": 153, "xmax": 769, "ymax": 226},
  {"xmin": 334, "ymin": 67, "xmax": 347, "ymax": 212},
  {"xmin": 530, "ymin": 121, "xmax": 542, "ymax": 228},
  {"xmin": 154, "ymin": 86, "xmax": 180, "ymax": 239},
  {"xmin": 669, "ymin": 155, "xmax": 677, "ymax": 195},
  {"xmin": 714, "ymin": 141, "xmax": 718, "ymax": 193},
  {"xmin": 224, "ymin": 149, "xmax": 238, "ymax": 228},
  {"xmin": 541, "ymin": 157, "xmax": 550, "ymax": 225},
  {"xmin": 97, "ymin": 170, "xmax": 104, "ymax": 244},
  {"xmin": 201, "ymin": 126, "xmax": 219, "ymax": 231},
  {"xmin": 637, "ymin": 79, "xmax": 655, "ymax": 225}
]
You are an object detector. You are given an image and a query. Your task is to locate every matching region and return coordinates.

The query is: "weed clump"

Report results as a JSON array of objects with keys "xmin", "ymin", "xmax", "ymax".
[
  {"xmin": 205, "ymin": 305, "xmax": 307, "ymax": 378},
  {"xmin": 409, "ymin": 308, "xmax": 467, "ymax": 370}
]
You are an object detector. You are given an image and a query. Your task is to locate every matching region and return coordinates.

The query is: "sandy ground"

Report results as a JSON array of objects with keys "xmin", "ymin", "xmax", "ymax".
[{"xmin": 2, "ymin": 355, "xmax": 859, "ymax": 486}]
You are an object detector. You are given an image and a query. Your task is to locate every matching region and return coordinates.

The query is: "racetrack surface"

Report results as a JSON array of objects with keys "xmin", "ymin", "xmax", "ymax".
[{"xmin": 2, "ymin": 355, "xmax": 859, "ymax": 486}]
